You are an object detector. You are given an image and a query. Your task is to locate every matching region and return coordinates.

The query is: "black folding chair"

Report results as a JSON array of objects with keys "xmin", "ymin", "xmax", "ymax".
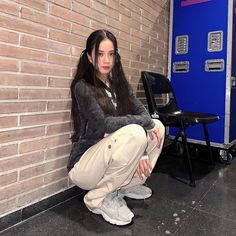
[{"xmin": 141, "ymin": 71, "xmax": 219, "ymax": 186}]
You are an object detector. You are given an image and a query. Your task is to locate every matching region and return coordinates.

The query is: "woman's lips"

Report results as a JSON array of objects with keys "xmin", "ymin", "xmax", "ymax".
[{"xmin": 102, "ymin": 66, "xmax": 110, "ymax": 70}]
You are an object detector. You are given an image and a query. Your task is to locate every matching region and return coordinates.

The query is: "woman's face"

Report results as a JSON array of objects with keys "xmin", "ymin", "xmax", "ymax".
[{"xmin": 87, "ymin": 39, "xmax": 115, "ymax": 78}]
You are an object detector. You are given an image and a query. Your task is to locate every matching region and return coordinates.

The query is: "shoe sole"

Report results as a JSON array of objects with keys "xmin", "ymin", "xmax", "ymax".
[
  {"xmin": 88, "ymin": 207, "xmax": 133, "ymax": 226},
  {"xmin": 124, "ymin": 192, "xmax": 152, "ymax": 200}
]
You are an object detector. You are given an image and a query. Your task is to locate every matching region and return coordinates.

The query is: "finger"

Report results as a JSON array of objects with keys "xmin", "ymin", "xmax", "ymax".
[
  {"xmin": 136, "ymin": 166, "xmax": 143, "ymax": 180},
  {"xmin": 148, "ymin": 132, "xmax": 153, "ymax": 140},
  {"xmin": 141, "ymin": 160, "xmax": 150, "ymax": 177},
  {"xmin": 154, "ymin": 130, "xmax": 161, "ymax": 148},
  {"xmin": 146, "ymin": 159, "xmax": 153, "ymax": 173},
  {"xmin": 139, "ymin": 161, "xmax": 146, "ymax": 176}
]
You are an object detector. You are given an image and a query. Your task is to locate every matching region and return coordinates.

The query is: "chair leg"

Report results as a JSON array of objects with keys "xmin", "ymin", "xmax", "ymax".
[
  {"xmin": 171, "ymin": 129, "xmax": 182, "ymax": 145},
  {"xmin": 180, "ymin": 129, "xmax": 196, "ymax": 187},
  {"xmin": 202, "ymin": 123, "xmax": 214, "ymax": 166}
]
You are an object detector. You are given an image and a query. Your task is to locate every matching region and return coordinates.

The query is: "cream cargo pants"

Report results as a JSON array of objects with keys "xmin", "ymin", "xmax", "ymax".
[{"xmin": 69, "ymin": 119, "xmax": 165, "ymax": 209}]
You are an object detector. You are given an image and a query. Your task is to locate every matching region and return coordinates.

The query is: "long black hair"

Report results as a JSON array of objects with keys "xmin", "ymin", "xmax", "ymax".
[{"xmin": 71, "ymin": 30, "xmax": 132, "ymax": 141}]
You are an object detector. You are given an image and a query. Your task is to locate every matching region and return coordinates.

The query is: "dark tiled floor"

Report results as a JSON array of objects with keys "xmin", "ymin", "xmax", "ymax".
[{"xmin": 1, "ymin": 153, "xmax": 236, "ymax": 236}]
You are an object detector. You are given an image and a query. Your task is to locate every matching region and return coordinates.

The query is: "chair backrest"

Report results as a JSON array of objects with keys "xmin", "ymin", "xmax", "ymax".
[{"xmin": 141, "ymin": 71, "xmax": 180, "ymax": 116}]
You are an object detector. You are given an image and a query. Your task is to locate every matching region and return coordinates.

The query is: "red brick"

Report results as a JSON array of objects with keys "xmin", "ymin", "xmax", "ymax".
[
  {"xmin": 0, "ymin": 116, "xmax": 18, "ymax": 129},
  {"xmin": 0, "ymin": 198, "xmax": 17, "ymax": 216},
  {"xmin": 0, "ymin": 58, "xmax": 19, "ymax": 72},
  {"xmin": 120, "ymin": 49, "xmax": 140, "ymax": 61},
  {"xmin": 0, "ymin": 44, "xmax": 47, "ymax": 62},
  {"xmin": 123, "ymin": 66, "xmax": 139, "ymax": 77},
  {"xmin": 47, "ymin": 100, "xmax": 71, "ymax": 111},
  {"xmin": 120, "ymin": 0, "xmax": 141, "ymax": 14},
  {"xmin": 131, "ymin": 44, "xmax": 149, "ymax": 57},
  {"xmin": 0, "ymin": 14, "xmax": 47, "ymax": 37},
  {"xmin": 71, "ymin": 46, "xmax": 83, "ymax": 57},
  {"xmin": 49, "ymin": 30, "xmax": 84, "ymax": 47},
  {"xmin": 20, "ymin": 134, "xmax": 70, "ymax": 154},
  {"xmin": 17, "ymin": 178, "xmax": 68, "ymax": 206},
  {"xmin": 106, "ymin": 17, "xmax": 130, "ymax": 34},
  {"xmin": 0, "ymin": 176, "xmax": 44, "ymax": 201},
  {"xmin": 118, "ymin": 39, "xmax": 130, "ymax": 50},
  {"xmin": 119, "ymin": 32, "xmax": 140, "ymax": 46},
  {"xmin": 131, "ymin": 61, "xmax": 149, "ymax": 70},
  {"xmin": 48, "ymin": 53, "xmax": 76, "ymax": 67},
  {"xmin": 140, "ymin": 55, "xmax": 157, "ymax": 65},
  {"xmin": 0, "ymin": 102, "xmax": 46, "ymax": 114},
  {"xmin": 120, "ymin": 14, "xmax": 140, "ymax": 31},
  {"xmin": 0, "ymin": 29, "xmax": 19, "ymax": 44},
  {"xmin": 72, "ymin": 2, "xmax": 106, "ymax": 24},
  {"xmin": 91, "ymin": 1, "xmax": 119, "ymax": 20},
  {"xmin": 45, "ymin": 144, "xmax": 71, "ymax": 160},
  {"xmin": 21, "ymin": 62, "xmax": 71, "ymax": 77},
  {"xmin": 0, "ymin": 172, "xmax": 17, "ymax": 188},
  {"xmin": 0, "ymin": 74, "xmax": 47, "ymax": 87},
  {"xmin": 48, "ymin": 77, "xmax": 71, "ymax": 88},
  {"xmin": 50, "ymin": 0, "xmax": 72, "ymax": 9},
  {"xmin": 19, "ymin": 157, "xmax": 68, "ymax": 180},
  {"xmin": 71, "ymin": 24, "xmax": 93, "ymax": 38},
  {"xmin": 46, "ymin": 122, "xmax": 72, "ymax": 135},
  {"xmin": 0, "ymin": 88, "xmax": 18, "ymax": 100},
  {"xmin": 44, "ymin": 167, "xmax": 68, "ymax": 184},
  {"xmin": 21, "ymin": 35, "xmax": 71, "ymax": 55},
  {"xmin": 0, "ymin": 144, "xmax": 18, "ymax": 159},
  {"xmin": 16, "ymin": 0, "xmax": 48, "ymax": 12},
  {"xmin": 0, "ymin": 151, "xmax": 44, "ymax": 172},
  {"xmin": 49, "ymin": 4, "xmax": 89, "ymax": 26},
  {"xmin": 21, "ymin": 7, "xmax": 71, "ymax": 32},
  {"xmin": 20, "ymin": 112, "xmax": 70, "ymax": 126},
  {"xmin": 0, "ymin": 0, "xmax": 19, "ymax": 16},
  {"xmin": 0, "ymin": 126, "xmax": 45, "ymax": 144},
  {"xmin": 76, "ymin": 0, "xmax": 90, "ymax": 7},
  {"xmin": 90, "ymin": 20, "xmax": 107, "ymax": 32},
  {"xmin": 131, "ymin": 28, "xmax": 147, "ymax": 41},
  {"xmin": 107, "ymin": 0, "xmax": 131, "ymax": 17},
  {"xmin": 19, "ymin": 88, "xmax": 70, "ymax": 100}
]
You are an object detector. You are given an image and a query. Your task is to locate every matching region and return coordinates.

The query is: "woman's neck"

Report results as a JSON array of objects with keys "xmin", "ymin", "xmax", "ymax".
[{"xmin": 99, "ymin": 74, "xmax": 109, "ymax": 87}]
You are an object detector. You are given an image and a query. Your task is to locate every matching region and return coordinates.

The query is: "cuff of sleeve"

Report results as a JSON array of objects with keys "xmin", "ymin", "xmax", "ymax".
[
  {"xmin": 141, "ymin": 154, "xmax": 149, "ymax": 160},
  {"xmin": 146, "ymin": 126, "xmax": 155, "ymax": 132},
  {"xmin": 146, "ymin": 119, "xmax": 155, "ymax": 132}
]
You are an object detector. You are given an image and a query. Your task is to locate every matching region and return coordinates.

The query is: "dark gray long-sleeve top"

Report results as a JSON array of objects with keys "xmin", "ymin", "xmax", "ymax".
[{"xmin": 67, "ymin": 79, "xmax": 155, "ymax": 171}]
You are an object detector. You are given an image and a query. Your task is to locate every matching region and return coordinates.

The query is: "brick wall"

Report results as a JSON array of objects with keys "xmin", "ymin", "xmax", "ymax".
[{"xmin": 0, "ymin": 0, "xmax": 169, "ymax": 217}]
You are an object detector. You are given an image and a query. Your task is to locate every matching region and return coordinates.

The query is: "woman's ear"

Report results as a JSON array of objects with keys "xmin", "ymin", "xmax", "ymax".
[{"xmin": 87, "ymin": 52, "xmax": 93, "ymax": 63}]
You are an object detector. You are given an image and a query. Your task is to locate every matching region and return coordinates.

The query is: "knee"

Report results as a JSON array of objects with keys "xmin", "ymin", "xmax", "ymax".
[{"xmin": 125, "ymin": 124, "xmax": 147, "ymax": 146}]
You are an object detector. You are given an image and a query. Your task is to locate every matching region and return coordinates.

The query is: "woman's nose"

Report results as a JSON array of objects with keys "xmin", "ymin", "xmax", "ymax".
[{"xmin": 104, "ymin": 54, "xmax": 109, "ymax": 63}]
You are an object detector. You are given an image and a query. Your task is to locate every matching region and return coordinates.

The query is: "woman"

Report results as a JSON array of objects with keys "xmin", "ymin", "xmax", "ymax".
[{"xmin": 68, "ymin": 29, "xmax": 165, "ymax": 226}]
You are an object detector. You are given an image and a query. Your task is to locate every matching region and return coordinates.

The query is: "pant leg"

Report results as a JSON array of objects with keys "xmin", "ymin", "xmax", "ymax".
[
  {"xmin": 69, "ymin": 124, "xmax": 148, "ymax": 209},
  {"xmin": 120, "ymin": 119, "xmax": 165, "ymax": 189}
]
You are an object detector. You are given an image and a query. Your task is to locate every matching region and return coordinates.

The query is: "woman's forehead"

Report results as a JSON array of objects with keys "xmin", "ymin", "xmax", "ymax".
[{"xmin": 98, "ymin": 39, "xmax": 114, "ymax": 51}]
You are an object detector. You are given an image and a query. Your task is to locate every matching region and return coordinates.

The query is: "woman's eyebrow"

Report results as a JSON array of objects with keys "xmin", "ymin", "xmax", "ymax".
[{"xmin": 98, "ymin": 50, "xmax": 115, "ymax": 52}]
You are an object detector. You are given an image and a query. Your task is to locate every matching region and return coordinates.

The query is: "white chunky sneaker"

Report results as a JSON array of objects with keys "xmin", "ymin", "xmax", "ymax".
[
  {"xmin": 119, "ymin": 185, "xmax": 152, "ymax": 200},
  {"xmin": 87, "ymin": 192, "xmax": 134, "ymax": 226}
]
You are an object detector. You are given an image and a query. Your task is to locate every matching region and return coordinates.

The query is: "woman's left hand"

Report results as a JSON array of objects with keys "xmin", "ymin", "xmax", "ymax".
[{"xmin": 148, "ymin": 127, "xmax": 162, "ymax": 148}]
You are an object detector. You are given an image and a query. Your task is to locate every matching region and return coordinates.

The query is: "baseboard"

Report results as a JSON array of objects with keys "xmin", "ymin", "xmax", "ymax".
[{"xmin": 0, "ymin": 186, "xmax": 85, "ymax": 232}]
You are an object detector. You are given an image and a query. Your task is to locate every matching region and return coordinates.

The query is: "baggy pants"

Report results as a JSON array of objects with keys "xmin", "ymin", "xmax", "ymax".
[{"xmin": 69, "ymin": 119, "xmax": 165, "ymax": 209}]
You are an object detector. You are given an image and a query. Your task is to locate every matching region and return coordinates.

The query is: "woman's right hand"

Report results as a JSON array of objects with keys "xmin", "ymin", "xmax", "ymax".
[{"xmin": 135, "ymin": 158, "xmax": 152, "ymax": 180}]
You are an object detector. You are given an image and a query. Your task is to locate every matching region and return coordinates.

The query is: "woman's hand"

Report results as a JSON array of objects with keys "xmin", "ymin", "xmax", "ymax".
[
  {"xmin": 148, "ymin": 127, "xmax": 162, "ymax": 148},
  {"xmin": 135, "ymin": 158, "xmax": 152, "ymax": 180}
]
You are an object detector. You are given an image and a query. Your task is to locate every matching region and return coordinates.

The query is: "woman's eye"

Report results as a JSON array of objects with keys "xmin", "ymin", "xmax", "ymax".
[{"xmin": 98, "ymin": 52, "xmax": 103, "ymax": 57}]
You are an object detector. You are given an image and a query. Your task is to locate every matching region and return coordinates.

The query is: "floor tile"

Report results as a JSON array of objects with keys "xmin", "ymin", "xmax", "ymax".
[{"xmin": 175, "ymin": 209, "xmax": 236, "ymax": 236}]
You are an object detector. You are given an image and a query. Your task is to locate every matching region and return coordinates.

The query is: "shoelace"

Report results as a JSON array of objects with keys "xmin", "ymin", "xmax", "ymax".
[{"xmin": 107, "ymin": 191, "xmax": 126, "ymax": 207}]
